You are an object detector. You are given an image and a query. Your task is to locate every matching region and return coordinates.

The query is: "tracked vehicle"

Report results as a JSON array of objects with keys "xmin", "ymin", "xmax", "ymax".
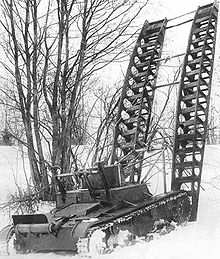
[{"xmin": 0, "ymin": 2, "xmax": 218, "ymax": 256}]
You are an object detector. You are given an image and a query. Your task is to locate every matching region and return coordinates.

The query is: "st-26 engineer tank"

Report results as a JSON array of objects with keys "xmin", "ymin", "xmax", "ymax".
[{"xmin": 0, "ymin": 2, "xmax": 218, "ymax": 256}]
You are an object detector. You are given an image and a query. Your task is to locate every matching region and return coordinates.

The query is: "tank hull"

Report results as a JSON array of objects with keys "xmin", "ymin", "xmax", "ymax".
[{"xmin": 0, "ymin": 188, "xmax": 191, "ymax": 254}]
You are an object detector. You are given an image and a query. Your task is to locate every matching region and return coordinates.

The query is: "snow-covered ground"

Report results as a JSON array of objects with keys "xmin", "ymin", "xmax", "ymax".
[
  {"xmin": 0, "ymin": 145, "xmax": 220, "ymax": 259},
  {"xmin": 0, "ymin": 146, "xmax": 30, "ymax": 203}
]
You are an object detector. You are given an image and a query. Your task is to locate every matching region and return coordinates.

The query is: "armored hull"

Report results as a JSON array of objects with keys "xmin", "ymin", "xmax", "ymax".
[{"xmin": 0, "ymin": 182, "xmax": 191, "ymax": 256}]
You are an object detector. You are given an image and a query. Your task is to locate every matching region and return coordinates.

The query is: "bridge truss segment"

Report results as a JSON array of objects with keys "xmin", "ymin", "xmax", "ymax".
[
  {"xmin": 110, "ymin": 19, "xmax": 167, "ymax": 184},
  {"xmin": 171, "ymin": 3, "xmax": 218, "ymax": 221}
]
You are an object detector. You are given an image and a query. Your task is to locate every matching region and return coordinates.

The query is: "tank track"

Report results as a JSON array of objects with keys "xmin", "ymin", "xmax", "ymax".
[{"xmin": 77, "ymin": 192, "xmax": 191, "ymax": 257}]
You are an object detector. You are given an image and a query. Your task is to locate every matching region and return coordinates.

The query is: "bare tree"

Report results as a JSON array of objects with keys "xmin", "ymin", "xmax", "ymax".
[
  {"xmin": 0, "ymin": 0, "xmax": 150, "ymax": 197},
  {"xmin": 90, "ymin": 83, "xmax": 121, "ymax": 165}
]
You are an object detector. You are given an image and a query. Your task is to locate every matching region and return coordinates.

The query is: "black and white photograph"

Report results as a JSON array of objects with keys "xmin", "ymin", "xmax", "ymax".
[{"xmin": 0, "ymin": 0, "xmax": 220, "ymax": 258}]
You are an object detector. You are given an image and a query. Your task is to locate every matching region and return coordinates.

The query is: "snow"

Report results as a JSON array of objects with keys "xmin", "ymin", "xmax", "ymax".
[
  {"xmin": 0, "ymin": 146, "xmax": 30, "ymax": 204},
  {"xmin": 0, "ymin": 0, "xmax": 219, "ymax": 258},
  {"xmin": 101, "ymin": 145, "xmax": 220, "ymax": 259},
  {"xmin": 0, "ymin": 145, "xmax": 220, "ymax": 259},
  {"xmin": 0, "ymin": 146, "xmax": 30, "ymax": 231}
]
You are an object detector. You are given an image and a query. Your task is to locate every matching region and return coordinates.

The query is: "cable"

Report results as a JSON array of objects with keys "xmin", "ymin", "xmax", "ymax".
[
  {"xmin": 167, "ymin": 18, "xmax": 194, "ymax": 29},
  {"xmin": 155, "ymin": 53, "xmax": 185, "ymax": 63},
  {"xmin": 165, "ymin": 9, "xmax": 196, "ymax": 30},
  {"xmin": 168, "ymin": 9, "xmax": 196, "ymax": 22}
]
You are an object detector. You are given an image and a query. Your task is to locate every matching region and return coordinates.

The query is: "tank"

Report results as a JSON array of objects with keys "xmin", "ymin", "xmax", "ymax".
[
  {"xmin": 0, "ymin": 2, "xmax": 218, "ymax": 256},
  {"xmin": 0, "ymin": 162, "xmax": 191, "ymax": 256}
]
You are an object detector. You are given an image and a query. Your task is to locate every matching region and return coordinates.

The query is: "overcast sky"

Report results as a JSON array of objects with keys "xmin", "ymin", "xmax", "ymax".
[{"xmin": 156, "ymin": 0, "xmax": 216, "ymax": 18}]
